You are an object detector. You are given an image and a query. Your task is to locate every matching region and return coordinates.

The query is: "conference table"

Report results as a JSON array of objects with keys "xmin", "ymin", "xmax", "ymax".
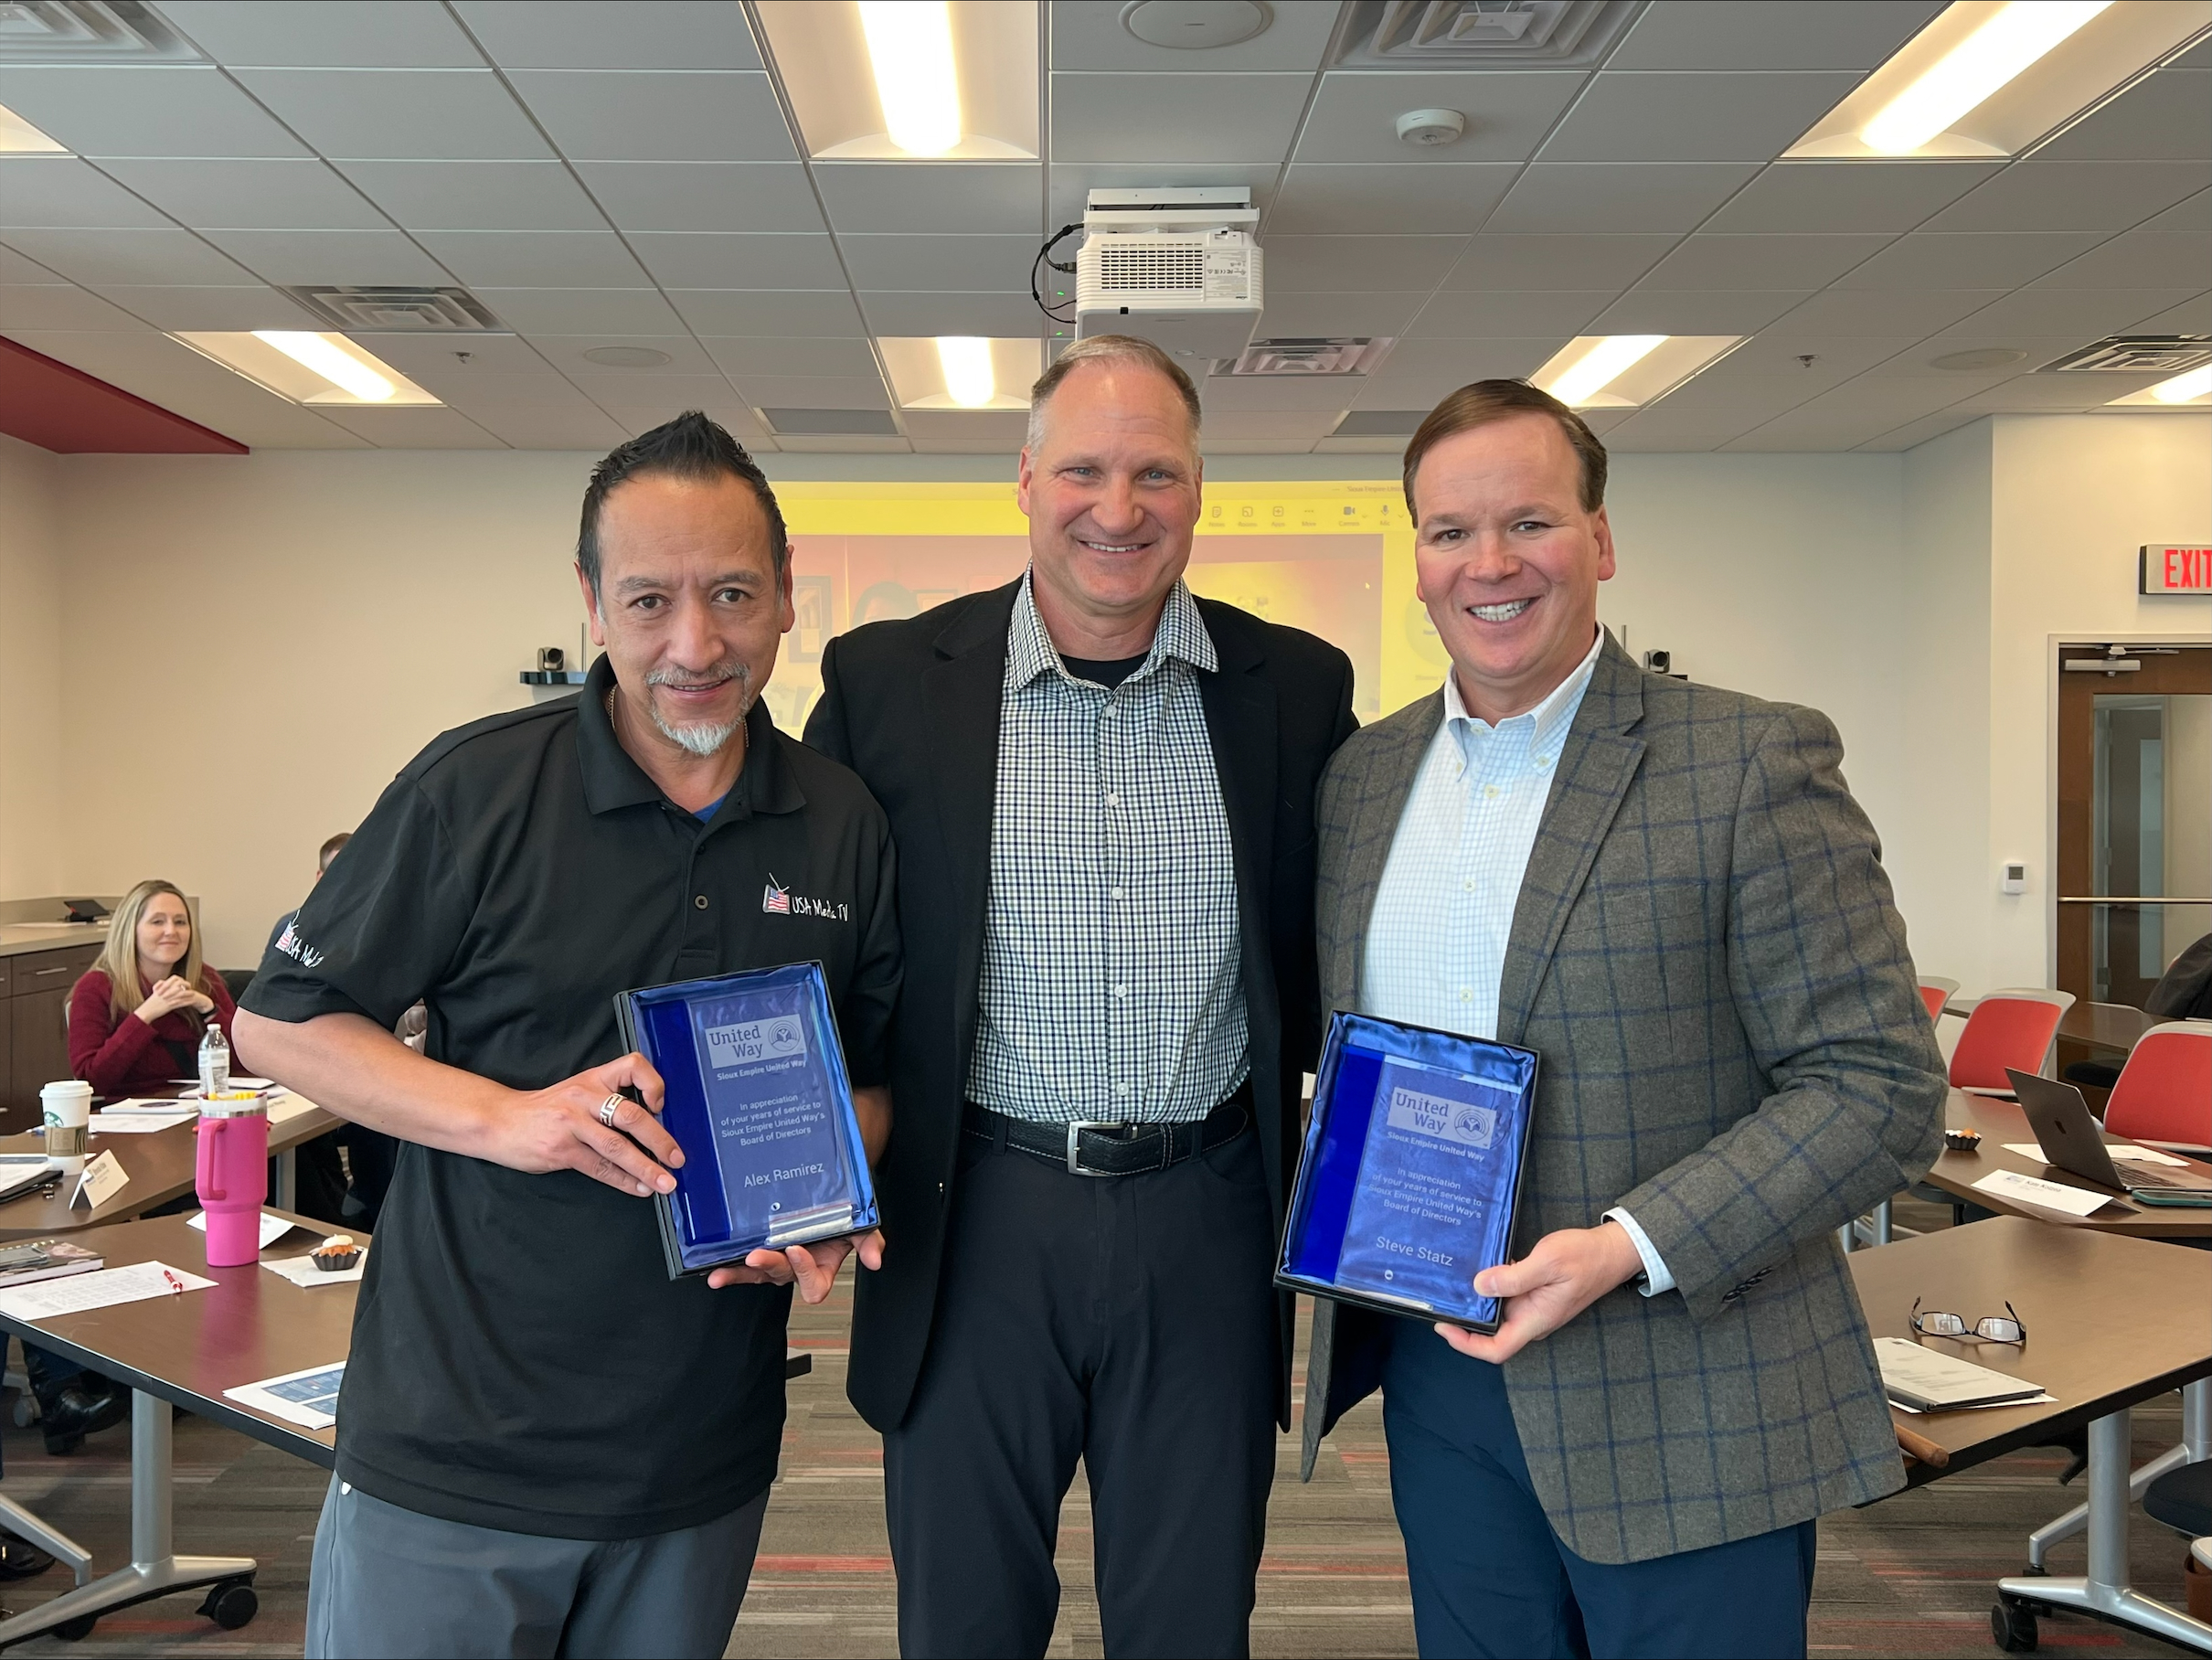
[{"xmin": 1848, "ymin": 1218, "xmax": 2212, "ymax": 1654}]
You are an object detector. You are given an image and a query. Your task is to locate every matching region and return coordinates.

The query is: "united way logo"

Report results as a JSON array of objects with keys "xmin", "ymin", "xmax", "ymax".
[
  {"xmin": 703, "ymin": 1016, "xmax": 808, "ymax": 1069},
  {"xmin": 1386, "ymin": 1086, "xmax": 1496, "ymax": 1150}
]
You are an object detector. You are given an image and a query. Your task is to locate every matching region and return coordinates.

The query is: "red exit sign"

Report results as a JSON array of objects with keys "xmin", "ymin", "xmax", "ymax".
[{"xmin": 2142, "ymin": 544, "xmax": 2212, "ymax": 594}]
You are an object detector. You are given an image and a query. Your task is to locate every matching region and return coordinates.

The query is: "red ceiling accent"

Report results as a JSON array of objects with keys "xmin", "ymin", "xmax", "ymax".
[{"xmin": 0, "ymin": 335, "xmax": 248, "ymax": 454}]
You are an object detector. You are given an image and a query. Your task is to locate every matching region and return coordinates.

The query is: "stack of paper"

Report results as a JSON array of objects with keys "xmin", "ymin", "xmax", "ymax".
[{"xmin": 1875, "ymin": 1336, "xmax": 2049, "ymax": 1412}]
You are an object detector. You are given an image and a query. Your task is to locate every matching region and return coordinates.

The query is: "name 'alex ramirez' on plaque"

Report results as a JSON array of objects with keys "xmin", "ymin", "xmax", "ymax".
[
  {"xmin": 1278, "ymin": 1013, "xmax": 1538, "ymax": 1334},
  {"xmin": 616, "ymin": 962, "xmax": 878, "ymax": 1279}
]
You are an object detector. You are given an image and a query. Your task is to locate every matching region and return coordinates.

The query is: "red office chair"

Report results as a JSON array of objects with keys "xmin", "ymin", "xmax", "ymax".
[
  {"xmin": 1918, "ymin": 975, "xmax": 1961, "ymax": 1021},
  {"xmin": 1948, "ymin": 987, "xmax": 2075, "ymax": 1094},
  {"xmin": 2100, "ymin": 1021, "xmax": 2212, "ymax": 1151}
]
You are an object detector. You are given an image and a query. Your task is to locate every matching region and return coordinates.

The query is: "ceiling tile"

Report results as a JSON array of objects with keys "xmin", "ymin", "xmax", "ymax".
[
  {"xmin": 576, "ymin": 163, "xmax": 824, "ymax": 235},
  {"xmin": 1702, "ymin": 161, "xmax": 2000, "ymax": 233},
  {"xmin": 347, "ymin": 331, "xmax": 549, "ymax": 376},
  {"xmin": 1636, "ymin": 373, "xmax": 1815, "ymax": 424},
  {"xmin": 430, "ymin": 375, "xmax": 607, "ymax": 415},
  {"xmin": 1606, "ymin": 1, "xmax": 1945, "ymax": 69},
  {"xmin": 1834, "ymin": 231, "xmax": 2104, "ymax": 289},
  {"xmin": 1048, "ymin": 0, "xmax": 1337, "ymax": 71},
  {"xmin": 524, "ymin": 335, "xmax": 719, "ymax": 375},
  {"xmin": 0, "ymin": 227, "xmax": 254, "ymax": 286},
  {"xmin": 627, "ymin": 231, "xmax": 845, "ymax": 290},
  {"xmin": 1538, "ymin": 72, "xmax": 1864, "ymax": 164},
  {"xmin": 1313, "ymin": 433, "xmax": 1403, "ymax": 454},
  {"xmin": 857, "ymin": 291, "xmax": 1046, "ymax": 336},
  {"xmin": 0, "ymin": 284, "xmax": 142, "ymax": 329},
  {"xmin": 1264, "ymin": 234, "xmax": 1466, "ymax": 292},
  {"xmin": 728, "ymin": 374, "xmax": 890, "ymax": 410},
  {"xmin": 198, "ymin": 227, "xmax": 452, "ymax": 284},
  {"xmin": 1635, "ymin": 233, "xmax": 1892, "ymax": 290},
  {"xmin": 1716, "ymin": 334, "xmax": 1923, "ymax": 379},
  {"xmin": 2034, "ymin": 70, "xmax": 2212, "ymax": 163},
  {"xmin": 1484, "ymin": 164, "xmax": 1759, "ymax": 234},
  {"xmin": 1201, "ymin": 438, "xmax": 1320, "ymax": 453},
  {"xmin": 1935, "ymin": 285, "xmax": 2206, "ymax": 338},
  {"xmin": 1051, "ymin": 73, "xmax": 1310, "ymax": 164},
  {"xmin": 232, "ymin": 69, "xmax": 552, "ymax": 161},
  {"xmin": 1249, "ymin": 291, "xmax": 1430, "ymax": 337},
  {"xmin": 1350, "ymin": 342, "xmax": 1558, "ymax": 401},
  {"xmin": 413, "ymin": 229, "xmax": 650, "ymax": 288},
  {"xmin": 1296, "ymin": 71, "xmax": 1585, "ymax": 165},
  {"xmin": 1604, "ymin": 406, "xmax": 1763, "ymax": 451},
  {"xmin": 769, "ymin": 434, "xmax": 909, "ymax": 453},
  {"xmin": 2136, "ymin": 188, "xmax": 2212, "ymax": 235},
  {"xmin": 2030, "ymin": 230, "xmax": 2212, "ymax": 289},
  {"xmin": 1949, "ymin": 375, "xmax": 2165, "ymax": 412},
  {"xmin": 701, "ymin": 337, "xmax": 882, "ymax": 379},
  {"xmin": 1770, "ymin": 287, "xmax": 2005, "ymax": 335},
  {"xmin": 1854, "ymin": 411, "xmax": 1982, "ymax": 451},
  {"xmin": 1925, "ymin": 161, "xmax": 2212, "ymax": 233},
  {"xmin": 1441, "ymin": 234, "xmax": 1677, "ymax": 290},
  {"xmin": 0, "ymin": 66, "xmax": 310, "ymax": 159},
  {"xmin": 456, "ymin": 403, "xmax": 633, "ymax": 449},
  {"xmin": 332, "ymin": 160, "xmax": 608, "ymax": 231},
  {"xmin": 1407, "ymin": 289, "xmax": 1617, "ymax": 338},
  {"xmin": 0, "ymin": 158, "xmax": 172, "ymax": 229},
  {"xmin": 1591, "ymin": 289, "xmax": 1809, "ymax": 333},
  {"xmin": 1269, "ymin": 164, "xmax": 1516, "ymax": 235},
  {"xmin": 903, "ymin": 410, "xmax": 1027, "ymax": 442},
  {"xmin": 86, "ymin": 283, "xmax": 324, "ymax": 329},
  {"xmin": 1202, "ymin": 411, "xmax": 1343, "ymax": 441},
  {"xmin": 666, "ymin": 289, "xmax": 867, "ymax": 335},
  {"xmin": 2130, "ymin": 292, "xmax": 2212, "ymax": 332},
  {"xmin": 910, "ymin": 437, "xmax": 1025, "ymax": 453},
  {"xmin": 476, "ymin": 287, "xmax": 686, "ymax": 333},
  {"xmin": 814, "ymin": 164, "xmax": 1041, "ymax": 235},
  {"xmin": 563, "ymin": 368, "xmax": 741, "ymax": 407},
  {"xmin": 93, "ymin": 159, "xmax": 389, "ymax": 230},
  {"xmin": 314, "ymin": 404, "xmax": 508, "ymax": 447},
  {"xmin": 837, "ymin": 234, "xmax": 1038, "ymax": 293},
  {"xmin": 1200, "ymin": 375, "xmax": 1367, "ymax": 412},
  {"xmin": 156, "ymin": 1, "xmax": 484, "ymax": 67},
  {"xmin": 454, "ymin": 1, "xmax": 761, "ymax": 69},
  {"xmin": 1047, "ymin": 162, "xmax": 1278, "ymax": 229},
  {"xmin": 0, "ymin": 246, "xmax": 59, "ymax": 282},
  {"xmin": 1856, "ymin": 335, "xmax": 2082, "ymax": 378},
  {"xmin": 507, "ymin": 71, "xmax": 797, "ymax": 164}
]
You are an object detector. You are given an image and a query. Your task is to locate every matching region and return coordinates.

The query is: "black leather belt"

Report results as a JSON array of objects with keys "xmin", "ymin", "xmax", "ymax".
[{"xmin": 962, "ymin": 1085, "xmax": 1251, "ymax": 1177}]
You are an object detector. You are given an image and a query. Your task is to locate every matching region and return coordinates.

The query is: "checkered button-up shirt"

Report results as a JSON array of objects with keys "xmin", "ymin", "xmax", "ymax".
[{"xmin": 966, "ymin": 572, "xmax": 1249, "ymax": 1124}]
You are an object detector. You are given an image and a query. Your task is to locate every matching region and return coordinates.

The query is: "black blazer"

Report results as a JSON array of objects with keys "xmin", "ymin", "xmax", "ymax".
[{"xmin": 805, "ymin": 578, "xmax": 1357, "ymax": 1432}]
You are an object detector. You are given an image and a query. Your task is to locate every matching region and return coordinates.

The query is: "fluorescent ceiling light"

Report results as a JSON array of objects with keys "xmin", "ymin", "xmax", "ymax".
[
  {"xmin": 0, "ymin": 101, "xmax": 68, "ymax": 154},
  {"xmin": 1532, "ymin": 335, "xmax": 1745, "ymax": 410},
  {"xmin": 172, "ymin": 332, "xmax": 441, "ymax": 407},
  {"xmin": 1863, "ymin": 1, "xmax": 2111, "ymax": 154},
  {"xmin": 2107, "ymin": 363, "xmax": 2212, "ymax": 406},
  {"xmin": 1783, "ymin": 0, "xmax": 2206, "ymax": 162},
  {"xmin": 1542, "ymin": 335, "xmax": 1666, "ymax": 408},
  {"xmin": 860, "ymin": 0, "xmax": 962, "ymax": 156},
  {"xmin": 877, "ymin": 336, "xmax": 1037, "ymax": 410},
  {"xmin": 752, "ymin": 1, "xmax": 1037, "ymax": 162},
  {"xmin": 935, "ymin": 336, "xmax": 995, "ymax": 408}
]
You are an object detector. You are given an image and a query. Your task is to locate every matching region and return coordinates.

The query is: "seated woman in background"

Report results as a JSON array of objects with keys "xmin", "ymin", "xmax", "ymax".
[{"xmin": 69, "ymin": 880, "xmax": 238, "ymax": 1100}]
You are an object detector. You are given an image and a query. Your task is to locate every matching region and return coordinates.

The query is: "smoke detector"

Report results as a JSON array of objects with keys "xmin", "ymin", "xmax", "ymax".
[{"xmin": 1396, "ymin": 108, "xmax": 1465, "ymax": 145}]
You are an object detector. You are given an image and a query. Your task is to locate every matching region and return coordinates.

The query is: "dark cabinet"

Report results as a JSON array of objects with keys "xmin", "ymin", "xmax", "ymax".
[{"xmin": 4, "ymin": 945, "xmax": 99, "ymax": 1133}]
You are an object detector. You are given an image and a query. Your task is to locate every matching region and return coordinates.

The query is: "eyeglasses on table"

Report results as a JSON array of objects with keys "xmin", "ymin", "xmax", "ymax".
[{"xmin": 1910, "ymin": 1297, "xmax": 2027, "ymax": 1345}]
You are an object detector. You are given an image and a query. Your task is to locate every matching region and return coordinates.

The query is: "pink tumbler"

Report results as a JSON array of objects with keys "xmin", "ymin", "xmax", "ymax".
[{"xmin": 196, "ymin": 1096, "xmax": 270, "ymax": 1267}]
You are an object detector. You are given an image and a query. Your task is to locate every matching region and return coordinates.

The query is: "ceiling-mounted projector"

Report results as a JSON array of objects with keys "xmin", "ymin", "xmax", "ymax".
[{"xmin": 1075, "ymin": 186, "xmax": 1262, "ymax": 366}]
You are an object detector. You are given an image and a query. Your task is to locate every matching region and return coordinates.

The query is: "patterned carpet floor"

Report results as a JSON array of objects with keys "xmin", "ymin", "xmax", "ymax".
[{"xmin": 0, "ymin": 1258, "xmax": 2197, "ymax": 1657}]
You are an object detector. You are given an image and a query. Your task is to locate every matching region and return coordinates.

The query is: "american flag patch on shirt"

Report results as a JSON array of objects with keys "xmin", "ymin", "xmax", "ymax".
[{"xmin": 761, "ymin": 879, "xmax": 790, "ymax": 914}]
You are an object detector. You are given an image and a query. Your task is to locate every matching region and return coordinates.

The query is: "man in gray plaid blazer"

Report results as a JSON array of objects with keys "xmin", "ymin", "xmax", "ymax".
[{"xmin": 1302, "ymin": 380, "xmax": 1946, "ymax": 1659}]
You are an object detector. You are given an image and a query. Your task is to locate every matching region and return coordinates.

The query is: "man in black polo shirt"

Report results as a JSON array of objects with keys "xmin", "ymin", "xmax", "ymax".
[{"xmin": 237, "ymin": 412, "xmax": 898, "ymax": 1660}]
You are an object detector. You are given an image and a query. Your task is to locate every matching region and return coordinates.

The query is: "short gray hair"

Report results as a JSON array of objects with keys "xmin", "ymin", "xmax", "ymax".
[{"xmin": 1025, "ymin": 335, "xmax": 1203, "ymax": 455}]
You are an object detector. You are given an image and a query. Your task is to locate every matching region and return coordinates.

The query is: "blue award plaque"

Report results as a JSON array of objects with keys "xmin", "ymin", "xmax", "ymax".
[
  {"xmin": 1277, "ymin": 1012, "xmax": 1538, "ymax": 1333},
  {"xmin": 614, "ymin": 962, "xmax": 878, "ymax": 1280}
]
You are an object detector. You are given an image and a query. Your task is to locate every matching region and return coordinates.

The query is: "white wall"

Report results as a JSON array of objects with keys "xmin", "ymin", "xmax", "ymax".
[{"xmin": 0, "ymin": 433, "xmax": 65, "ymax": 899}]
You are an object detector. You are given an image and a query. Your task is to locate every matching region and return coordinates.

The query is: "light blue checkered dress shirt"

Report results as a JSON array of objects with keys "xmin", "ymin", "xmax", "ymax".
[{"xmin": 1359, "ymin": 628, "xmax": 1674, "ymax": 1293}]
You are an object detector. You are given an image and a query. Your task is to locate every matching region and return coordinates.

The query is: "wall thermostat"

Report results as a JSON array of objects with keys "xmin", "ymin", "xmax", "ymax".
[{"xmin": 2000, "ymin": 862, "xmax": 2027, "ymax": 895}]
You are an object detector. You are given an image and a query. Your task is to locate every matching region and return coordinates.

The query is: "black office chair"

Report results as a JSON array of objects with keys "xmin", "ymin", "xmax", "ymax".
[
  {"xmin": 2145, "ymin": 1458, "xmax": 2212, "ymax": 1539},
  {"xmin": 218, "ymin": 967, "xmax": 255, "ymax": 1002}
]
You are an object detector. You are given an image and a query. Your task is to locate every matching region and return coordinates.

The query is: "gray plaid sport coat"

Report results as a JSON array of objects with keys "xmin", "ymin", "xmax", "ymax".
[{"xmin": 1301, "ymin": 633, "xmax": 1947, "ymax": 1565}]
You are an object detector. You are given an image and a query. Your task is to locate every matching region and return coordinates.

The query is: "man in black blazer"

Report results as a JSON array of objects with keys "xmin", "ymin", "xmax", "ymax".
[{"xmin": 806, "ymin": 335, "xmax": 1356, "ymax": 1658}]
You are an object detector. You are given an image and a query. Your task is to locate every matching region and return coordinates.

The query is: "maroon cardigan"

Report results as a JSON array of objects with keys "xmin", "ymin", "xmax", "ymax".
[{"xmin": 68, "ymin": 969, "xmax": 238, "ymax": 1101}]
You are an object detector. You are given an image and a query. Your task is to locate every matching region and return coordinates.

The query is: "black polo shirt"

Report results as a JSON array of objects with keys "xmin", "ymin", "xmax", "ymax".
[{"xmin": 243, "ymin": 655, "xmax": 899, "ymax": 1539}]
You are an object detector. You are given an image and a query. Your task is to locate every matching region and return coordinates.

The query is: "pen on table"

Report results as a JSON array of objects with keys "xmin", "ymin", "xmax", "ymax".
[{"xmin": 162, "ymin": 1269, "xmax": 186, "ymax": 1295}]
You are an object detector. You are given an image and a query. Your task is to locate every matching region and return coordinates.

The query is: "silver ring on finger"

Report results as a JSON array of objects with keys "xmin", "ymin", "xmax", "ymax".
[{"xmin": 598, "ymin": 1093, "xmax": 623, "ymax": 1129}]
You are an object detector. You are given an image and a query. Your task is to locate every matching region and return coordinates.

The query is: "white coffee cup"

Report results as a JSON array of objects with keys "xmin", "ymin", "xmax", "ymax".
[{"xmin": 40, "ymin": 1080, "xmax": 91, "ymax": 1174}]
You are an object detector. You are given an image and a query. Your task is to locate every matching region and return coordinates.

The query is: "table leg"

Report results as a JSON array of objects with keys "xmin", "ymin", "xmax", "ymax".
[
  {"xmin": 0, "ymin": 1391, "xmax": 256, "ymax": 1648},
  {"xmin": 1872, "ymin": 1199, "xmax": 1893, "ymax": 1246},
  {"xmin": 2026, "ymin": 1378, "xmax": 2212, "ymax": 1570},
  {"xmin": 1836, "ymin": 1222, "xmax": 1856, "ymax": 1254},
  {"xmin": 0, "ymin": 1495, "xmax": 90, "ymax": 1588},
  {"xmin": 273, "ymin": 1148, "xmax": 297, "ymax": 1212},
  {"xmin": 1999, "ymin": 1406, "xmax": 2212, "ymax": 1652}
]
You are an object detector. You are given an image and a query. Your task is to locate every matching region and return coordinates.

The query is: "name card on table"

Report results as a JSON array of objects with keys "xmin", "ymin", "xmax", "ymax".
[{"xmin": 69, "ymin": 1151, "xmax": 128, "ymax": 1210}]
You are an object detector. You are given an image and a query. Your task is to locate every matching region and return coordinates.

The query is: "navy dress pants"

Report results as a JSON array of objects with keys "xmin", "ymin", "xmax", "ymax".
[{"xmin": 1381, "ymin": 1323, "xmax": 1817, "ymax": 1660}]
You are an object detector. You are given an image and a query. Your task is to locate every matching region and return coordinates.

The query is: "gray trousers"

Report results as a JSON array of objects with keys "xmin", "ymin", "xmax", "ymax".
[{"xmin": 306, "ymin": 1476, "xmax": 770, "ymax": 1659}]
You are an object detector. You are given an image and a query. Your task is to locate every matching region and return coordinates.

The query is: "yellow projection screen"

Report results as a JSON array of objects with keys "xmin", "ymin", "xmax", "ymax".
[{"xmin": 767, "ymin": 481, "xmax": 1445, "ymax": 737}]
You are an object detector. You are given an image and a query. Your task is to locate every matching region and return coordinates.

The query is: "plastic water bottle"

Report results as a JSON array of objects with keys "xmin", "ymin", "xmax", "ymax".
[{"xmin": 198, "ymin": 1021, "xmax": 230, "ymax": 1100}]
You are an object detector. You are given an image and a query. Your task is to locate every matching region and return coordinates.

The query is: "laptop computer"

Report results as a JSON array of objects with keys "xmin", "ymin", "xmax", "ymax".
[{"xmin": 2007, "ymin": 1069, "xmax": 2212, "ymax": 1204}]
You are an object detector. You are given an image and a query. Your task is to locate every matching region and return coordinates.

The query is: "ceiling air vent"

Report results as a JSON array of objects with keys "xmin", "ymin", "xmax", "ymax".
[
  {"xmin": 1218, "ymin": 337, "xmax": 1396, "ymax": 377},
  {"xmin": 281, "ymin": 285, "xmax": 505, "ymax": 333},
  {"xmin": 2038, "ymin": 335, "xmax": 2212, "ymax": 374},
  {"xmin": 0, "ymin": 1, "xmax": 200, "ymax": 60},
  {"xmin": 760, "ymin": 409, "xmax": 899, "ymax": 437},
  {"xmin": 1333, "ymin": 0, "xmax": 1646, "ymax": 68}
]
